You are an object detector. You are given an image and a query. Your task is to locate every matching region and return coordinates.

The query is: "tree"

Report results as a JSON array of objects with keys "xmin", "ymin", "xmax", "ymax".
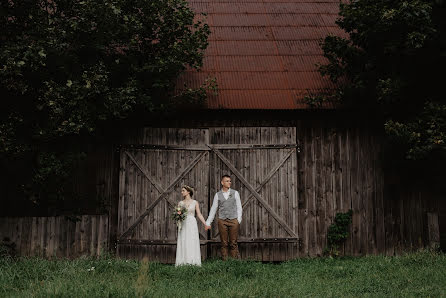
[
  {"xmin": 313, "ymin": 0, "xmax": 446, "ymax": 187},
  {"xmin": 0, "ymin": 0, "xmax": 210, "ymax": 213}
]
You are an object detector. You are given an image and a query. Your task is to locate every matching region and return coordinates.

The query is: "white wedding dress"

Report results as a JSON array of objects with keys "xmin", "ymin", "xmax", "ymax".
[{"xmin": 175, "ymin": 200, "xmax": 201, "ymax": 266}]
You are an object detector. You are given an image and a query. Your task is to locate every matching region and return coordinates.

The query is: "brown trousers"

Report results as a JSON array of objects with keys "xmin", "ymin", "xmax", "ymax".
[{"xmin": 217, "ymin": 218, "xmax": 240, "ymax": 260}]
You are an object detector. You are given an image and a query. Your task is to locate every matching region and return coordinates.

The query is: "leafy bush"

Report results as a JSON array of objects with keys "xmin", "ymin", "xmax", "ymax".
[{"xmin": 324, "ymin": 209, "xmax": 353, "ymax": 257}]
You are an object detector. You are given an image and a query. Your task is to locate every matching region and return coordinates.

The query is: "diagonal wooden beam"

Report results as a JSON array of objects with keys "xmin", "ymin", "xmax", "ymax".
[
  {"xmin": 125, "ymin": 151, "xmax": 164, "ymax": 194},
  {"xmin": 213, "ymin": 148, "xmax": 296, "ymax": 238},
  {"xmin": 209, "ymin": 147, "xmax": 297, "ymax": 238},
  {"xmin": 242, "ymin": 148, "xmax": 296, "ymax": 209},
  {"xmin": 125, "ymin": 150, "xmax": 177, "ymax": 209},
  {"xmin": 119, "ymin": 151, "xmax": 207, "ymax": 240}
]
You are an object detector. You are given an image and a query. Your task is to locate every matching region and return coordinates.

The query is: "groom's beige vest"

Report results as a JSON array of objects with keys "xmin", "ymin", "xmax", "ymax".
[{"xmin": 217, "ymin": 189, "xmax": 238, "ymax": 220}]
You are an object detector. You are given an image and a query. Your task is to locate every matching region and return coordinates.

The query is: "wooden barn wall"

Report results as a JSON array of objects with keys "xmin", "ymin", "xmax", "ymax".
[
  {"xmin": 0, "ymin": 215, "xmax": 108, "ymax": 258},
  {"xmin": 0, "ymin": 143, "xmax": 116, "ymax": 258},
  {"xmin": 294, "ymin": 120, "xmax": 439, "ymax": 257},
  {"xmin": 0, "ymin": 118, "xmax": 443, "ymax": 260}
]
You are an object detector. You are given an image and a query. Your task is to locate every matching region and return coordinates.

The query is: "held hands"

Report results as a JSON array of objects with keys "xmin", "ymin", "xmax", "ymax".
[{"xmin": 204, "ymin": 225, "xmax": 211, "ymax": 231}]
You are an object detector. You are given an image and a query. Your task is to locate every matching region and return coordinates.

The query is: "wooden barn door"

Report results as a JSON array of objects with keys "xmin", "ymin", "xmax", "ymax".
[
  {"xmin": 116, "ymin": 128, "xmax": 209, "ymax": 262},
  {"xmin": 208, "ymin": 127, "xmax": 300, "ymax": 261},
  {"xmin": 115, "ymin": 127, "xmax": 299, "ymax": 262}
]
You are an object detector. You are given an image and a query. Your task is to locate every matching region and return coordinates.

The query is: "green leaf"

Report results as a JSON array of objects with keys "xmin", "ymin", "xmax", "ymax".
[{"xmin": 38, "ymin": 49, "xmax": 46, "ymax": 58}]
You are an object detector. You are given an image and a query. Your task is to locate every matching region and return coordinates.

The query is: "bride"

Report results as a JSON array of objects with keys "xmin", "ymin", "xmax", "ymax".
[{"xmin": 175, "ymin": 185, "xmax": 206, "ymax": 267}]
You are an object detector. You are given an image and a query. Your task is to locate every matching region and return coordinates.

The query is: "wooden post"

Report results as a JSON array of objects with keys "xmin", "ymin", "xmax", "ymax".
[
  {"xmin": 109, "ymin": 145, "xmax": 121, "ymax": 256},
  {"xmin": 427, "ymin": 212, "xmax": 440, "ymax": 249}
]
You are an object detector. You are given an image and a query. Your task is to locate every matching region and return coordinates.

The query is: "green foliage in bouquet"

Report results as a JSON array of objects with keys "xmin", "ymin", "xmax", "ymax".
[{"xmin": 171, "ymin": 205, "xmax": 188, "ymax": 229}]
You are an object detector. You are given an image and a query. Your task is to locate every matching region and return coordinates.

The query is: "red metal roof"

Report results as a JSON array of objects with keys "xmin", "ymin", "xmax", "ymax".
[{"xmin": 177, "ymin": 0, "xmax": 347, "ymax": 109}]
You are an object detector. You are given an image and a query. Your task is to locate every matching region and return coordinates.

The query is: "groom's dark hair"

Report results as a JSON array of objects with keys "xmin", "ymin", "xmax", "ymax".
[{"xmin": 221, "ymin": 174, "xmax": 231, "ymax": 181}]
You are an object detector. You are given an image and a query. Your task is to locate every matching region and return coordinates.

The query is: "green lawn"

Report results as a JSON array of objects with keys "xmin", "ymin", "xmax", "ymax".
[{"xmin": 0, "ymin": 249, "xmax": 445, "ymax": 297}]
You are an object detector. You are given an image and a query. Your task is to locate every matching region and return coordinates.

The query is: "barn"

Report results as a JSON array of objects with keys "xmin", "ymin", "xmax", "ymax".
[{"xmin": 1, "ymin": 0, "xmax": 444, "ymax": 262}]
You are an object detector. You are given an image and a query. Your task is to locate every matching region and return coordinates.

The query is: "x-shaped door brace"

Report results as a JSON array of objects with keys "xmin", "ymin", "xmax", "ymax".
[
  {"xmin": 119, "ymin": 146, "xmax": 298, "ymax": 241},
  {"xmin": 119, "ymin": 151, "xmax": 208, "ymax": 240},
  {"xmin": 208, "ymin": 146, "xmax": 298, "ymax": 238}
]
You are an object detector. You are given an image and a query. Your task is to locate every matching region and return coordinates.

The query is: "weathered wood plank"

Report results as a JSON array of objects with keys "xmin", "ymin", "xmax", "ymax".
[
  {"xmin": 359, "ymin": 131, "xmax": 368, "ymax": 255},
  {"xmin": 375, "ymin": 138, "xmax": 386, "ymax": 254},
  {"xmin": 305, "ymin": 126, "xmax": 316, "ymax": 256},
  {"xmin": 342, "ymin": 128, "xmax": 352, "ymax": 255},
  {"xmin": 350, "ymin": 128, "xmax": 360, "ymax": 256},
  {"xmin": 296, "ymin": 122, "xmax": 306, "ymax": 256},
  {"xmin": 314, "ymin": 124, "xmax": 324, "ymax": 256},
  {"xmin": 427, "ymin": 212, "xmax": 440, "ymax": 248}
]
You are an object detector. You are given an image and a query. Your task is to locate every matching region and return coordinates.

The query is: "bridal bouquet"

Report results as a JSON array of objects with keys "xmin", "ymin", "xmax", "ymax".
[{"xmin": 171, "ymin": 205, "xmax": 188, "ymax": 230}]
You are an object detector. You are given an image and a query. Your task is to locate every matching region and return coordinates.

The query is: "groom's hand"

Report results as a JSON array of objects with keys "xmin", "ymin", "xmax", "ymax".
[{"xmin": 205, "ymin": 225, "xmax": 211, "ymax": 230}]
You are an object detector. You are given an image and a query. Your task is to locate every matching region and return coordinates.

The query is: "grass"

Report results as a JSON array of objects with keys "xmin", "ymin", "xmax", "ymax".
[{"xmin": 0, "ymin": 249, "xmax": 445, "ymax": 297}]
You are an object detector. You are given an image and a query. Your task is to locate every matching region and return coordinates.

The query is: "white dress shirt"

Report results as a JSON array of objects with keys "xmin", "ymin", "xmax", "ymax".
[{"xmin": 205, "ymin": 188, "xmax": 242, "ymax": 226}]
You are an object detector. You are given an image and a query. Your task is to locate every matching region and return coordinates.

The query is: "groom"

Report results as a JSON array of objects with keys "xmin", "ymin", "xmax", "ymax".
[{"xmin": 205, "ymin": 175, "xmax": 243, "ymax": 260}]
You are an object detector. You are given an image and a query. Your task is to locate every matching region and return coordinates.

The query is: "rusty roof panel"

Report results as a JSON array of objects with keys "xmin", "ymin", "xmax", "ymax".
[
  {"xmin": 276, "ymin": 40, "xmax": 323, "ymax": 55},
  {"xmin": 202, "ymin": 55, "xmax": 329, "ymax": 72},
  {"xmin": 211, "ymin": 40, "xmax": 324, "ymax": 56},
  {"xmin": 210, "ymin": 13, "xmax": 332, "ymax": 27},
  {"xmin": 178, "ymin": 0, "xmax": 345, "ymax": 109},
  {"xmin": 271, "ymin": 26, "xmax": 347, "ymax": 40},
  {"xmin": 210, "ymin": 26, "xmax": 273, "ymax": 41},
  {"xmin": 210, "ymin": 3, "xmax": 266, "ymax": 13},
  {"xmin": 268, "ymin": 14, "xmax": 328, "ymax": 27},
  {"xmin": 213, "ymin": 41, "xmax": 278, "ymax": 55},
  {"xmin": 320, "ymin": 14, "xmax": 339, "ymax": 26},
  {"xmin": 216, "ymin": 72, "xmax": 292, "ymax": 90},
  {"xmin": 208, "ymin": 90, "xmax": 298, "ymax": 109},
  {"xmin": 207, "ymin": 56, "xmax": 284, "ymax": 71},
  {"xmin": 201, "ymin": 40, "xmax": 219, "ymax": 55},
  {"xmin": 263, "ymin": 2, "xmax": 340, "ymax": 14},
  {"xmin": 282, "ymin": 55, "xmax": 329, "ymax": 71},
  {"xmin": 201, "ymin": 57, "xmax": 218, "ymax": 71},
  {"xmin": 210, "ymin": 14, "xmax": 270, "ymax": 27}
]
